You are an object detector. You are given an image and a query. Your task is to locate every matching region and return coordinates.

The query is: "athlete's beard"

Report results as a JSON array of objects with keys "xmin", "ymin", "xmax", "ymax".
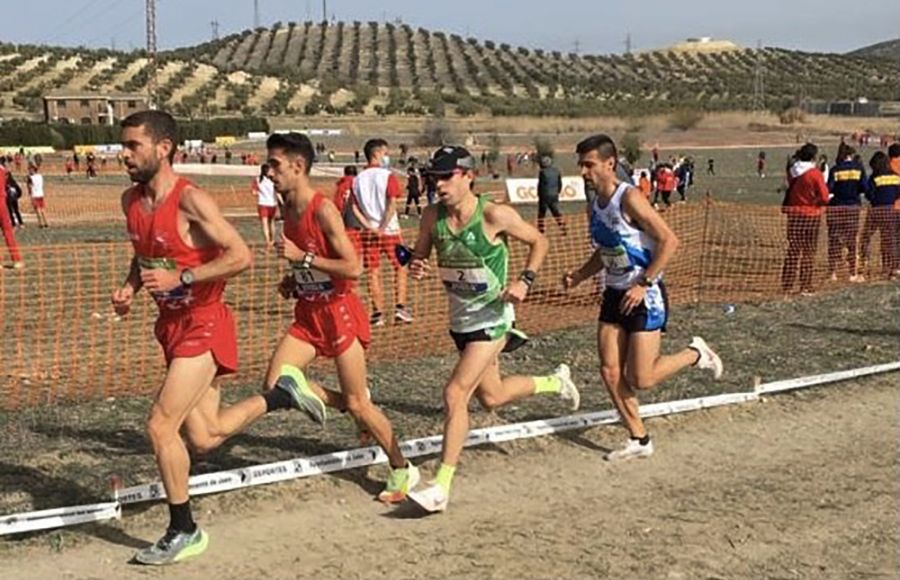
[{"xmin": 129, "ymin": 158, "xmax": 161, "ymax": 184}]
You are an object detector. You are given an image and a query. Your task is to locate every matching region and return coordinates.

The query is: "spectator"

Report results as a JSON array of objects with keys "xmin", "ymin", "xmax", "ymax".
[
  {"xmin": 64, "ymin": 156, "xmax": 75, "ymax": 178},
  {"xmin": 354, "ymin": 150, "xmax": 360, "ymax": 164},
  {"xmin": 423, "ymin": 170, "xmax": 437, "ymax": 206},
  {"xmin": 252, "ymin": 163, "xmax": 278, "ymax": 246},
  {"xmin": 5, "ymin": 169, "xmax": 24, "ymax": 228},
  {"xmin": 536, "ymin": 156, "xmax": 566, "ymax": 235},
  {"xmin": 27, "ymin": 163, "xmax": 49, "ymax": 229},
  {"xmin": 86, "ymin": 152, "xmax": 97, "ymax": 179},
  {"xmin": 817, "ymin": 154, "xmax": 830, "ymax": 184},
  {"xmin": 403, "ymin": 160, "xmax": 423, "ymax": 218},
  {"xmin": 860, "ymin": 151, "xmax": 898, "ymax": 278},
  {"xmin": 73, "ymin": 151, "xmax": 80, "ymax": 171},
  {"xmin": 675, "ymin": 158, "xmax": 692, "ymax": 202},
  {"xmin": 0, "ymin": 157, "xmax": 23, "ymax": 268},
  {"xmin": 352, "ymin": 138, "xmax": 412, "ymax": 326},
  {"xmin": 333, "ymin": 165, "xmax": 362, "ymax": 258},
  {"xmin": 506, "ymin": 153, "xmax": 515, "ymax": 176},
  {"xmin": 757, "ymin": 151, "xmax": 767, "ymax": 178},
  {"xmin": 638, "ymin": 171, "xmax": 652, "ymax": 199},
  {"xmin": 889, "ymin": 143, "xmax": 900, "ymax": 273},
  {"xmin": 654, "ymin": 163, "xmax": 676, "ymax": 208},
  {"xmin": 781, "ymin": 143, "xmax": 830, "ymax": 295},
  {"xmin": 707, "ymin": 158, "xmax": 715, "ymax": 176},
  {"xmin": 826, "ymin": 143, "xmax": 867, "ymax": 282}
]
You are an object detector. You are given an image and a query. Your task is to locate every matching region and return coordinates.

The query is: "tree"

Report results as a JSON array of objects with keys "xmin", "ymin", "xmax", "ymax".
[{"xmin": 620, "ymin": 132, "xmax": 642, "ymax": 165}]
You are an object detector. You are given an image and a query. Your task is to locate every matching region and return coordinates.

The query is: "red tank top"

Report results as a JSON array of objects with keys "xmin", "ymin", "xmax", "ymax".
[
  {"xmin": 283, "ymin": 192, "xmax": 352, "ymax": 303},
  {"xmin": 126, "ymin": 177, "xmax": 225, "ymax": 313}
]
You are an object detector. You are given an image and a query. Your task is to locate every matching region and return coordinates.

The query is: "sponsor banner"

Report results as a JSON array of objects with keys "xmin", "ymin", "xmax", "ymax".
[
  {"xmin": 505, "ymin": 176, "xmax": 586, "ymax": 204},
  {"xmin": 73, "ymin": 144, "xmax": 122, "ymax": 155},
  {"xmin": 215, "ymin": 136, "xmax": 237, "ymax": 147},
  {"xmin": 247, "ymin": 131, "xmax": 268, "ymax": 141},
  {"xmin": 183, "ymin": 139, "xmax": 204, "ymax": 150},
  {"xmin": 0, "ymin": 146, "xmax": 55, "ymax": 155},
  {"xmin": 0, "ymin": 502, "xmax": 120, "ymax": 536}
]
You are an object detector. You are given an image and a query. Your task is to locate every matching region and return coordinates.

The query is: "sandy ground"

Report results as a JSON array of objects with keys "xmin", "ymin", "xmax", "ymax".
[{"xmin": 0, "ymin": 376, "xmax": 895, "ymax": 580}]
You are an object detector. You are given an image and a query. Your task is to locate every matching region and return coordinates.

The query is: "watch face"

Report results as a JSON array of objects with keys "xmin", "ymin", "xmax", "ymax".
[{"xmin": 181, "ymin": 270, "xmax": 194, "ymax": 285}]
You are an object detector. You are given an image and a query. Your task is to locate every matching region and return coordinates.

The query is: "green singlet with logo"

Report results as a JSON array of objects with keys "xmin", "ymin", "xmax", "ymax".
[{"xmin": 433, "ymin": 195, "xmax": 514, "ymax": 338}]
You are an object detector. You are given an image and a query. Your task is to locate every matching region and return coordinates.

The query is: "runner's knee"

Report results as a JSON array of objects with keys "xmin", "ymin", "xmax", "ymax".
[
  {"xmin": 474, "ymin": 389, "xmax": 502, "ymax": 411},
  {"xmin": 443, "ymin": 382, "xmax": 470, "ymax": 412},
  {"xmin": 600, "ymin": 365, "xmax": 622, "ymax": 389},
  {"xmin": 628, "ymin": 373, "xmax": 656, "ymax": 391},
  {"xmin": 185, "ymin": 431, "xmax": 221, "ymax": 455},
  {"xmin": 343, "ymin": 392, "xmax": 372, "ymax": 417},
  {"xmin": 146, "ymin": 408, "xmax": 181, "ymax": 444}
]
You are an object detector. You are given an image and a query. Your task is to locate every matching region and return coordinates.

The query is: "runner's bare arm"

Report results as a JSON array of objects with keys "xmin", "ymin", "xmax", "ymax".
[
  {"xmin": 179, "ymin": 187, "xmax": 253, "ymax": 283},
  {"xmin": 379, "ymin": 196, "xmax": 398, "ymax": 231},
  {"xmin": 410, "ymin": 203, "xmax": 438, "ymax": 279},
  {"xmin": 485, "ymin": 202, "xmax": 548, "ymax": 274},
  {"xmin": 622, "ymin": 186, "xmax": 678, "ymax": 281},
  {"xmin": 118, "ymin": 188, "xmax": 142, "ymax": 292},
  {"xmin": 564, "ymin": 248, "xmax": 605, "ymax": 290},
  {"xmin": 309, "ymin": 199, "xmax": 363, "ymax": 279},
  {"xmin": 485, "ymin": 202, "xmax": 547, "ymax": 303}
]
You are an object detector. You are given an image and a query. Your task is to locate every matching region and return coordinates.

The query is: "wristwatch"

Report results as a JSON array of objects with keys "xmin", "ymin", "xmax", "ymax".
[
  {"xmin": 301, "ymin": 251, "xmax": 316, "ymax": 269},
  {"xmin": 179, "ymin": 269, "xmax": 195, "ymax": 287},
  {"xmin": 636, "ymin": 273, "xmax": 658, "ymax": 288},
  {"xmin": 519, "ymin": 270, "xmax": 537, "ymax": 288}
]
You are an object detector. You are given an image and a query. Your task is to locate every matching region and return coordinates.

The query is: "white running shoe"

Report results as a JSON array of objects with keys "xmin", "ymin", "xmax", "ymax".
[
  {"xmin": 849, "ymin": 274, "xmax": 865, "ymax": 283},
  {"xmin": 604, "ymin": 438, "xmax": 654, "ymax": 461},
  {"xmin": 554, "ymin": 363, "xmax": 580, "ymax": 411},
  {"xmin": 407, "ymin": 482, "xmax": 449, "ymax": 513},
  {"xmin": 689, "ymin": 336, "xmax": 723, "ymax": 380}
]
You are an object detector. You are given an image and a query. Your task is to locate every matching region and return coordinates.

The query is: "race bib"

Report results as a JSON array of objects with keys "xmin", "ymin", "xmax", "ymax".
[
  {"xmin": 439, "ymin": 266, "xmax": 490, "ymax": 294},
  {"xmin": 139, "ymin": 256, "xmax": 190, "ymax": 303},
  {"xmin": 599, "ymin": 246, "xmax": 632, "ymax": 271},
  {"xmin": 291, "ymin": 262, "xmax": 334, "ymax": 295}
]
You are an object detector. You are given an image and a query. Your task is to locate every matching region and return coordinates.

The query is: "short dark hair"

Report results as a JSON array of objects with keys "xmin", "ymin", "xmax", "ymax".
[
  {"xmin": 796, "ymin": 143, "xmax": 818, "ymax": 162},
  {"xmin": 343, "ymin": 165, "xmax": 358, "ymax": 177},
  {"xmin": 869, "ymin": 151, "xmax": 890, "ymax": 174},
  {"xmin": 576, "ymin": 134, "xmax": 617, "ymax": 160},
  {"xmin": 363, "ymin": 138, "xmax": 388, "ymax": 162},
  {"xmin": 266, "ymin": 132, "xmax": 315, "ymax": 174},
  {"xmin": 888, "ymin": 143, "xmax": 900, "ymax": 159},
  {"xmin": 121, "ymin": 110, "xmax": 178, "ymax": 163}
]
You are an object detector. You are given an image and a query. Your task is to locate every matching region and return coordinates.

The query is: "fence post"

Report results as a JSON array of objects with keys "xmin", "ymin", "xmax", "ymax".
[{"xmin": 694, "ymin": 191, "xmax": 712, "ymax": 303}]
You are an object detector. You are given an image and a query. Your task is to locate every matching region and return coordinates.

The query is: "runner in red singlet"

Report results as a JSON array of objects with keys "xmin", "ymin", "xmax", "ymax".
[
  {"xmin": 112, "ymin": 111, "xmax": 306, "ymax": 566},
  {"xmin": 263, "ymin": 132, "xmax": 418, "ymax": 504}
]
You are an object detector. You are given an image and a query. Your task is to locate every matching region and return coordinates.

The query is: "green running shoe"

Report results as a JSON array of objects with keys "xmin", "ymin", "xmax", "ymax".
[{"xmin": 134, "ymin": 528, "xmax": 208, "ymax": 565}]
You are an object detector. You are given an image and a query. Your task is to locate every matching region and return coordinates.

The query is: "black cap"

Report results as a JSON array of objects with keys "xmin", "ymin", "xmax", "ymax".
[{"xmin": 426, "ymin": 145, "xmax": 475, "ymax": 174}]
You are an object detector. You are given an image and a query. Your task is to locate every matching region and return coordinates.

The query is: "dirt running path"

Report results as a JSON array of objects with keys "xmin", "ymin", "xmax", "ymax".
[{"xmin": 1, "ymin": 377, "xmax": 896, "ymax": 579}]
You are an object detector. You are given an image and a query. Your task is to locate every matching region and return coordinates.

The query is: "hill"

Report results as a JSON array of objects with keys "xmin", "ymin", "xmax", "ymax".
[
  {"xmin": 0, "ymin": 22, "xmax": 897, "ymax": 119},
  {"xmin": 847, "ymin": 38, "xmax": 900, "ymax": 61}
]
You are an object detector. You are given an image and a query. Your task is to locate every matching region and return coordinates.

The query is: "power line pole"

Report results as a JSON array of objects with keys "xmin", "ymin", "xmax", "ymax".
[
  {"xmin": 322, "ymin": 0, "xmax": 327, "ymax": 23},
  {"xmin": 752, "ymin": 40, "xmax": 766, "ymax": 114},
  {"xmin": 624, "ymin": 32, "xmax": 632, "ymax": 55},
  {"xmin": 146, "ymin": 0, "xmax": 158, "ymax": 107},
  {"xmin": 573, "ymin": 38, "xmax": 580, "ymax": 55},
  {"xmin": 253, "ymin": 0, "xmax": 260, "ymax": 28},
  {"xmin": 210, "ymin": 20, "xmax": 220, "ymax": 41}
]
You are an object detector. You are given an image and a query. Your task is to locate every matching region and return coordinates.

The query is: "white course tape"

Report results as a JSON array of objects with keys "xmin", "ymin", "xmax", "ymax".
[
  {"xmin": 0, "ymin": 502, "xmax": 120, "ymax": 536},
  {"xmin": 115, "ymin": 390, "xmax": 760, "ymax": 506},
  {"xmin": 2, "ymin": 360, "xmax": 896, "ymax": 535},
  {"xmin": 755, "ymin": 361, "xmax": 900, "ymax": 394}
]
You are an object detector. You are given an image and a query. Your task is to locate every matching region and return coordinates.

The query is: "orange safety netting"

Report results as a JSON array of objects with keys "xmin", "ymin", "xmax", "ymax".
[{"xmin": 1, "ymin": 201, "xmax": 896, "ymax": 409}]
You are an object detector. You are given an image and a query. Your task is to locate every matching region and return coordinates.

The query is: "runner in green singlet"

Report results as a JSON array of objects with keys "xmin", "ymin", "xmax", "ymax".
[{"xmin": 406, "ymin": 146, "xmax": 580, "ymax": 513}]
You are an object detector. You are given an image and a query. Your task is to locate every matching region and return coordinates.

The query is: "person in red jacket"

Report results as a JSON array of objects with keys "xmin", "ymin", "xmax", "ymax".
[
  {"xmin": 0, "ymin": 157, "xmax": 23, "ymax": 269},
  {"xmin": 781, "ymin": 143, "xmax": 830, "ymax": 295}
]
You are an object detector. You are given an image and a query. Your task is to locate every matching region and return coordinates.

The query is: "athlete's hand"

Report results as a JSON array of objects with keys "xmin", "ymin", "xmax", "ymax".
[
  {"xmin": 562, "ymin": 270, "xmax": 582, "ymax": 291},
  {"xmin": 502, "ymin": 280, "xmax": 530, "ymax": 304},
  {"xmin": 278, "ymin": 274, "xmax": 297, "ymax": 299},
  {"xmin": 111, "ymin": 285, "xmax": 134, "ymax": 316},
  {"xmin": 140, "ymin": 268, "xmax": 181, "ymax": 293},
  {"xmin": 620, "ymin": 285, "xmax": 647, "ymax": 315},
  {"xmin": 277, "ymin": 233, "xmax": 303, "ymax": 261},
  {"xmin": 409, "ymin": 258, "xmax": 431, "ymax": 280}
]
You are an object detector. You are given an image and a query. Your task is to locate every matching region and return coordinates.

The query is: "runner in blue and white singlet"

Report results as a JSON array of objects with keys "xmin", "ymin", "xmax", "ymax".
[
  {"xmin": 566, "ymin": 134, "xmax": 723, "ymax": 463},
  {"xmin": 590, "ymin": 181, "xmax": 668, "ymax": 332}
]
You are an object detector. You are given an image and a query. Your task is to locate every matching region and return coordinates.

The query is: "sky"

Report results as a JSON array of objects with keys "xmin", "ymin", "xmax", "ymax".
[{"xmin": 3, "ymin": 0, "xmax": 899, "ymax": 56}]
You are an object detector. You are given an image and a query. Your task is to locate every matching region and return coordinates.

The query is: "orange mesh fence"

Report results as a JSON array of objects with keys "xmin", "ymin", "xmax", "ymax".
[{"xmin": 1, "ymin": 201, "xmax": 896, "ymax": 409}]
